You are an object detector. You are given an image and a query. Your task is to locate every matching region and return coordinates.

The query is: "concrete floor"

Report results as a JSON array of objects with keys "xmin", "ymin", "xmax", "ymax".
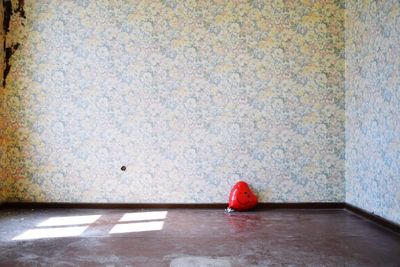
[{"xmin": 0, "ymin": 208, "xmax": 399, "ymax": 266}]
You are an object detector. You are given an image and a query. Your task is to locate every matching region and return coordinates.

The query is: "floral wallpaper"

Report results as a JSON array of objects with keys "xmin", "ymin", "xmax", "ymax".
[
  {"xmin": 345, "ymin": 0, "xmax": 400, "ymax": 224},
  {"xmin": 0, "ymin": 0, "xmax": 345, "ymax": 203}
]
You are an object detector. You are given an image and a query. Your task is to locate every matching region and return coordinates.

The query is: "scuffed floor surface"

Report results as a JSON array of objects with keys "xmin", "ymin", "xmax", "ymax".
[{"xmin": 0, "ymin": 208, "xmax": 399, "ymax": 266}]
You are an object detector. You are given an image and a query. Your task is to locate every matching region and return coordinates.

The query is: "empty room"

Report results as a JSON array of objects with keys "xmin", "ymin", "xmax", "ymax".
[{"xmin": 0, "ymin": 0, "xmax": 399, "ymax": 266}]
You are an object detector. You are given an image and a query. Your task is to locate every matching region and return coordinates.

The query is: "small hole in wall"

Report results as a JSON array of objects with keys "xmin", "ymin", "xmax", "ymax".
[{"xmin": 121, "ymin": 166, "xmax": 126, "ymax": 171}]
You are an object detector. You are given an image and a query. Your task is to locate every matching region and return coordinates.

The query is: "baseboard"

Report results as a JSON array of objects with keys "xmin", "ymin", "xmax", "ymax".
[
  {"xmin": 345, "ymin": 203, "xmax": 400, "ymax": 234},
  {"xmin": 0, "ymin": 201, "xmax": 345, "ymax": 210},
  {"xmin": 0, "ymin": 202, "xmax": 226, "ymax": 209},
  {"xmin": 258, "ymin": 202, "xmax": 345, "ymax": 209}
]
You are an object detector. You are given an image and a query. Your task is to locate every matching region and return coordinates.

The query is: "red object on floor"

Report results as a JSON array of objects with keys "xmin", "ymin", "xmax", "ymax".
[{"xmin": 228, "ymin": 181, "xmax": 258, "ymax": 211}]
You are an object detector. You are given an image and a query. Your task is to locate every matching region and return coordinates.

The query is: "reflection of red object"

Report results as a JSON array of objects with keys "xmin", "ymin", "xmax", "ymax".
[{"xmin": 228, "ymin": 181, "xmax": 258, "ymax": 211}]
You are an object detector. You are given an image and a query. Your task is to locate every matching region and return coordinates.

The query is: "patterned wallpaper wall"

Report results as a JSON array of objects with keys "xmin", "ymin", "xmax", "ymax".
[
  {"xmin": 0, "ymin": 0, "xmax": 345, "ymax": 203},
  {"xmin": 346, "ymin": 0, "xmax": 400, "ymax": 224}
]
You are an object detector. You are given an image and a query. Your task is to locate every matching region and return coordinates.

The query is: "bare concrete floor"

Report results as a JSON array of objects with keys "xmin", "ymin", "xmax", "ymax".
[{"xmin": 0, "ymin": 208, "xmax": 399, "ymax": 266}]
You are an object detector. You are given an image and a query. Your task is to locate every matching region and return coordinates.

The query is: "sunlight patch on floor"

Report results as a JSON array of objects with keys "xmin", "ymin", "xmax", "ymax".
[
  {"xmin": 119, "ymin": 211, "xmax": 168, "ymax": 222},
  {"xmin": 12, "ymin": 226, "xmax": 89, "ymax": 240},
  {"xmin": 37, "ymin": 215, "xmax": 101, "ymax": 227},
  {"xmin": 12, "ymin": 211, "xmax": 168, "ymax": 240},
  {"xmin": 109, "ymin": 221, "xmax": 165, "ymax": 234}
]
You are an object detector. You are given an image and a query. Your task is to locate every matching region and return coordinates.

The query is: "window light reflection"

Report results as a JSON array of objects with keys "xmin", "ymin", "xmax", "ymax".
[
  {"xmin": 37, "ymin": 215, "xmax": 101, "ymax": 227},
  {"xmin": 118, "ymin": 211, "xmax": 167, "ymax": 222},
  {"xmin": 109, "ymin": 221, "xmax": 164, "ymax": 234},
  {"xmin": 12, "ymin": 226, "xmax": 89, "ymax": 240}
]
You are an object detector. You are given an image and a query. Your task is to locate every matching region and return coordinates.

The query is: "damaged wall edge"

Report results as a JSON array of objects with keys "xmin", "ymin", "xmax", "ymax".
[{"xmin": 3, "ymin": 0, "xmax": 25, "ymax": 87}]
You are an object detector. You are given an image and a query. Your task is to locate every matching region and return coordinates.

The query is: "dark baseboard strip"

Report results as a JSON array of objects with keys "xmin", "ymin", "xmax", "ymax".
[
  {"xmin": 345, "ymin": 203, "xmax": 400, "ymax": 234},
  {"xmin": 0, "ymin": 202, "xmax": 226, "ymax": 209},
  {"xmin": 258, "ymin": 202, "xmax": 345, "ymax": 209},
  {"xmin": 0, "ymin": 202, "xmax": 345, "ymax": 210}
]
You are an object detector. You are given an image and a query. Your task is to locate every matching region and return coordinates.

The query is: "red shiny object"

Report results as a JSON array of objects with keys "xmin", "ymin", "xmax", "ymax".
[{"xmin": 228, "ymin": 181, "xmax": 258, "ymax": 211}]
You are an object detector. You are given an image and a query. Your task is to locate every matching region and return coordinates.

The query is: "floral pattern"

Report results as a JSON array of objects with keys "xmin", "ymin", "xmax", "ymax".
[
  {"xmin": 346, "ymin": 0, "xmax": 400, "ymax": 224},
  {"xmin": 0, "ymin": 0, "xmax": 345, "ymax": 203}
]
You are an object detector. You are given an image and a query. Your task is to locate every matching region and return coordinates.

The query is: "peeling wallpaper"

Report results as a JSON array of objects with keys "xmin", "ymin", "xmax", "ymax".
[
  {"xmin": 0, "ymin": 0, "xmax": 345, "ymax": 203},
  {"xmin": 0, "ymin": 2, "xmax": 3, "ymax": 202},
  {"xmin": 345, "ymin": 0, "xmax": 400, "ymax": 224},
  {"xmin": 0, "ymin": 2, "xmax": 3, "ymax": 88}
]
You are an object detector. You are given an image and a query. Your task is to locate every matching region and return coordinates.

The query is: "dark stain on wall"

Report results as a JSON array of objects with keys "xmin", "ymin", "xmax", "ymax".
[
  {"xmin": 15, "ymin": 0, "xmax": 25, "ymax": 20},
  {"xmin": 3, "ymin": 42, "xmax": 19, "ymax": 87},
  {"xmin": 2, "ymin": 0, "xmax": 25, "ymax": 87},
  {"xmin": 3, "ymin": 0, "xmax": 12, "ymax": 33}
]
